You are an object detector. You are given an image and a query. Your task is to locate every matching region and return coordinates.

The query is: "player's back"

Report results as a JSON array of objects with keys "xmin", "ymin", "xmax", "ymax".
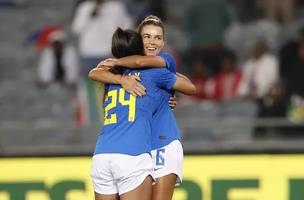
[
  {"xmin": 151, "ymin": 51, "xmax": 180, "ymax": 150},
  {"xmin": 94, "ymin": 67, "xmax": 176, "ymax": 156},
  {"xmin": 151, "ymin": 88, "xmax": 181, "ymax": 150}
]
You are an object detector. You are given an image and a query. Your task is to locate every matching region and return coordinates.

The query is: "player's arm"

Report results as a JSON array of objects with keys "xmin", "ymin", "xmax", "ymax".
[
  {"xmin": 176, "ymin": 72, "xmax": 191, "ymax": 82},
  {"xmin": 167, "ymin": 70, "xmax": 188, "ymax": 110},
  {"xmin": 88, "ymin": 65, "xmax": 146, "ymax": 97},
  {"xmin": 158, "ymin": 69, "xmax": 196, "ymax": 96},
  {"xmin": 102, "ymin": 55, "xmax": 167, "ymax": 68},
  {"xmin": 172, "ymin": 73, "xmax": 196, "ymax": 95},
  {"xmin": 89, "ymin": 66, "xmax": 121, "ymax": 84}
]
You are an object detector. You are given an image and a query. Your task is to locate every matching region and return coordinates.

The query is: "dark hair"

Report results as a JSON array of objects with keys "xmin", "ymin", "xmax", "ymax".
[
  {"xmin": 111, "ymin": 28, "xmax": 145, "ymax": 58},
  {"xmin": 138, "ymin": 15, "xmax": 165, "ymax": 37}
]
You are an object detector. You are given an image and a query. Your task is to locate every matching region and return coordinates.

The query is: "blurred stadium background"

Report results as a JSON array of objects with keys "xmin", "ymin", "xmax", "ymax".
[{"xmin": 1, "ymin": 0, "xmax": 304, "ymax": 199}]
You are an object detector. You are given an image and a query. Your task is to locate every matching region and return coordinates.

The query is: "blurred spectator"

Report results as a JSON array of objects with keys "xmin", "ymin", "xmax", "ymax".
[
  {"xmin": 254, "ymin": 80, "xmax": 287, "ymax": 138},
  {"xmin": 213, "ymin": 50, "xmax": 242, "ymax": 101},
  {"xmin": 278, "ymin": 28, "xmax": 304, "ymax": 121},
  {"xmin": 26, "ymin": 26, "xmax": 62, "ymax": 50},
  {"xmin": 228, "ymin": 0, "xmax": 295, "ymax": 25},
  {"xmin": 125, "ymin": 0, "xmax": 166, "ymax": 25},
  {"xmin": 237, "ymin": 40, "xmax": 282, "ymax": 138},
  {"xmin": 71, "ymin": 0, "xmax": 87, "ymax": 19},
  {"xmin": 258, "ymin": 81, "xmax": 287, "ymax": 117},
  {"xmin": 237, "ymin": 40, "xmax": 279, "ymax": 100},
  {"xmin": 37, "ymin": 30, "xmax": 79, "ymax": 87},
  {"xmin": 183, "ymin": 0, "xmax": 231, "ymax": 73},
  {"xmin": 190, "ymin": 58, "xmax": 215, "ymax": 101},
  {"xmin": 165, "ymin": 17, "xmax": 189, "ymax": 54},
  {"xmin": 279, "ymin": 27, "xmax": 304, "ymax": 79},
  {"xmin": 148, "ymin": 0, "xmax": 166, "ymax": 21},
  {"xmin": 71, "ymin": 0, "xmax": 133, "ymax": 76},
  {"xmin": 125, "ymin": 0, "xmax": 150, "ymax": 25},
  {"xmin": 183, "ymin": 0, "xmax": 231, "ymax": 48},
  {"xmin": 262, "ymin": 0, "xmax": 295, "ymax": 25},
  {"xmin": 224, "ymin": 18, "xmax": 281, "ymax": 63},
  {"xmin": 256, "ymin": 40, "xmax": 304, "ymax": 136},
  {"xmin": 228, "ymin": 0, "xmax": 261, "ymax": 23},
  {"xmin": 71, "ymin": 0, "xmax": 133, "ymax": 125},
  {"xmin": 284, "ymin": 42, "xmax": 304, "ymax": 100}
]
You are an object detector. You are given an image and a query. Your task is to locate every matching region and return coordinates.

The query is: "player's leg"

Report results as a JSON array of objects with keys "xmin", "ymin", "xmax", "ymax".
[
  {"xmin": 152, "ymin": 174, "xmax": 177, "ymax": 200},
  {"xmin": 151, "ymin": 140, "xmax": 184, "ymax": 200},
  {"xmin": 92, "ymin": 154, "xmax": 119, "ymax": 200},
  {"xmin": 95, "ymin": 192, "xmax": 119, "ymax": 200},
  {"xmin": 120, "ymin": 175, "xmax": 153, "ymax": 200},
  {"xmin": 113, "ymin": 153, "xmax": 154, "ymax": 200}
]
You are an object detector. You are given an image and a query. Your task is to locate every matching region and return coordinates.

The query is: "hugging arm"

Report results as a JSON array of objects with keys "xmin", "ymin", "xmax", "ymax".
[
  {"xmin": 89, "ymin": 66, "xmax": 122, "ymax": 84},
  {"xmin": 167, "ymin": 73, "xmax": 195, "ymax": 109},
  {"xmin": 102, "ymin": 55, "xmax": 167, "ymax": 68},
  {"xmin": 88, "ymin": 54, "xmax": 168, "ymax": 96},
  {"xmin": 172, "ymin": 73, "xmax": 196, "ymax": 95},
  {"xmin": 89, "ymin": 65, "xmax": 146, "ymax": 97}
]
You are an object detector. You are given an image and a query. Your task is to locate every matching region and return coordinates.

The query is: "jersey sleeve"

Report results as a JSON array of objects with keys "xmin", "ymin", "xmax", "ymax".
[
  {"xmin": 158, "ymin": 51, "xmax": 176, "ymax": 73},
  {"xmin": 155, "ymin": 68, "xmax": 177, "ymax": 90}
]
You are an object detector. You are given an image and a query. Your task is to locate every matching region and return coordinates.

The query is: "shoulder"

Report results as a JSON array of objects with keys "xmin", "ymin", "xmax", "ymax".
[
  {"xmin": 158, "ymin": 51, "xmax": 174, "ymax": 60},
  {"xmin": 158, "ymin": 51, "xmax": 176, "ymax": 72}
]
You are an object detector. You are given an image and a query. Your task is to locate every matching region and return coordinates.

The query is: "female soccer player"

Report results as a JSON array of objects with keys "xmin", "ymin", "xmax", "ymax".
[
  {"xmin": 92, "ymin": 15, "xmax": 191, "ymax": 200},
  {"xmin": 90, "ymin": 28, "xmax": 195, "ymax": 200}
]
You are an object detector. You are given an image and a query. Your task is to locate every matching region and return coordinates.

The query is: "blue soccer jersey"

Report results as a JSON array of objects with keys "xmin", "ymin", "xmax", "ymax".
[
  {"xmin": 94, "ymin": 67, "xmax": 177, "ymax": 156},
  {"xmin": 158, "ymin": 51, "xmax": 176, "ymax": 72},
  {"xmin": 151, "ymin": 52, "xmax": 181, "ymax": 150}
]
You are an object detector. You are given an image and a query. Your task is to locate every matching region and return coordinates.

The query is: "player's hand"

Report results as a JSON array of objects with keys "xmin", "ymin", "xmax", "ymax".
[
  {"xmin": 97, "ymin": 58, "xmax": 117, "ymax": 68},
  {"xmin": 121, "ymin": 75, "xmax": 146, "ymax": 97},
  {"xmin": 169, "ymin": 96, "xmax": 177, "ymax": 110}
]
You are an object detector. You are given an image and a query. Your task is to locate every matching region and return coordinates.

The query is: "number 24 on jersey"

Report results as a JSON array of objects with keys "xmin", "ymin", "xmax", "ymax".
[{"xmin": 104, "ymin": 88, "xmax": 136, "ymax": 125}]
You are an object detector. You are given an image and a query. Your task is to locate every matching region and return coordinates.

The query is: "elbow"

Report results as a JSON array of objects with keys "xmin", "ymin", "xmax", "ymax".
[
  {"xmin": 135, "ymin": 58, "xmax": 146, "ymax": 67},
  {"xmin": 174, "ymin": 82, "xmax": 197, "ymax": 95},
  {"xmin": 179, "ymin": 84, "xmax": 197, "ymax": 95},
  {"xmin": 188, "ymin": 84, "xmax": 197, "ymax": 95},
  {"xmin": 192, "ymin": 84, "xmax": 197, "ymax": 95},
  {"xmin": 88, "ymin": 69, "xmax": 97, "ymax": 81}
]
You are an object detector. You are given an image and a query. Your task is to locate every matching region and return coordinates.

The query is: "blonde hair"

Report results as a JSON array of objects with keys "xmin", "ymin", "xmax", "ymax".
[{"xmin": 138, "ymin": 15, "xmax": 165, "ymax": 37}]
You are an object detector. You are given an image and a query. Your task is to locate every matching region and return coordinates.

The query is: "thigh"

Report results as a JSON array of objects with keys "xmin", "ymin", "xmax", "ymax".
[
  {"xmin": 120, "ymin": 176, "xmax": 153, "ymax": 200},
  {"xmin": 112, "ymin": 153, "xmax": 154, "ymax": 195},
  {"xmin": 151, "ymin": 140, "xmax": 184, "ymax": 184},
  {"xmin": 95, "ymin": 192, "xmax": 119, "ymax": 200},
  {"xmin": 152, "ymin": 174, "xmax": 177, "ymax": 200},
  {"xmin": 91, "ymin": 154, "xmax": 118, "ymax": 195}
]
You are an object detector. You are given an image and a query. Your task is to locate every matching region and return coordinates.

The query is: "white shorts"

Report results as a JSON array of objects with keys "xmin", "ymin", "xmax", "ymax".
[
  {"xmin": 91, "ymin": 153, "xmax": 154, "ymax": 195},
  {"xmin": 151, "ymin": 140, "xmax": 183, "ymax": 185}
]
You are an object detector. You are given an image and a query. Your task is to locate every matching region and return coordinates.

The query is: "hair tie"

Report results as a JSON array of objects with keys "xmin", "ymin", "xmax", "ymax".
[{"xmin": 142, "ymin": 17, "xmax": 162, "ymax": 24}]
